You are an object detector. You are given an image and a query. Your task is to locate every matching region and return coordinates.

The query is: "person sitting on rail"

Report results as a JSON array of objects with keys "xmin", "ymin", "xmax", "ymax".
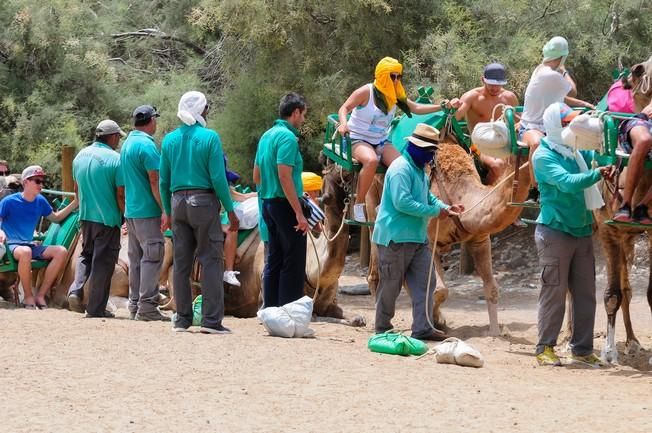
[{"xmin": 336, "ymin": 57, "xmax": 453, "ymax": 222}]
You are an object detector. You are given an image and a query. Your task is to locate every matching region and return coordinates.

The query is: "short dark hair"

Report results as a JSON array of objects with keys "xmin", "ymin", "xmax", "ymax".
[
  {"xmin": 279, "ymin": 92, "xmax": 307, "ymax": 119},
  {"xmin": 134, "ymin": 117, "xmax": 153, "ymax": 127}
]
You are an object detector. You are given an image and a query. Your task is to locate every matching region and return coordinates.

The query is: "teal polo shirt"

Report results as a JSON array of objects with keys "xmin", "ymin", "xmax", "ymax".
[
  {"xmin": 159, "ymin": 123, "xmax": 234, "ymax": 215},
  {"xmin": 73, "ymin": 142, "xmax": 124, "ymax": 228},
  {"xmin": 533, "ymin": 138, "xmax": 601, "ymax": 237},
  {"xmin": 121, "ymin": 130, "xmax": 162, "ymax": 219},
  {"xmin": 372, "ymin": 153, "xmax": 449, "ymax": 247},
  {"xmin": 255, "ymin": 119, "xmax": 303, "ymax": 200}
]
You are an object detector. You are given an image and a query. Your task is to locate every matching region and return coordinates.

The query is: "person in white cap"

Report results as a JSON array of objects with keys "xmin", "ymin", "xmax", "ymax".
[
  {"xmin": 67, "ymin": 119, "xmax": 125, "ymax": 318},
  {"xmin": 159, "ymin": 91, "xmax": 238, "ymax": 334},
  {"xmin": 0, "ymin": 165, "xmax": 78, "ymax": 309},
  {"xmin": 372, "ymin": 123, "xmax": 464, "ymax": 341},
  {"xmin": 520, "ymin": 36, "xmax": 595, "ymax": 204}
]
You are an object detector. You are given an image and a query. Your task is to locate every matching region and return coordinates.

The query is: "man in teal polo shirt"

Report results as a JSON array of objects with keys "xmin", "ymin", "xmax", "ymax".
[
  {"xmin": 372, "ymin": 123, "xmax": 463, "ymax": 341},
  {"xmin": 160, "ymin": 90, "xmax": 237, "ymax": 334},
  {"xmin": 121, "ymin": 105, "xmax": 169, "ymax": 322},
  {"xmin": 253, "ymin": 92, "xmax": 309, "ymax": 308},
  {"xmin": 68, "ymin": 119, "xmax": 125, "ymax": 318}
]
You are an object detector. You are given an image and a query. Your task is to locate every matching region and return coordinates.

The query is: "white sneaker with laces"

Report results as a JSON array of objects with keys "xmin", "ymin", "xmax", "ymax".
[
  {"xmin": 353, "ymin": 203, "xmax": 366, "ymax": 223},
  {"xmin": 223, "ymin": 270, "xmax": 241, "ymax": 286}
]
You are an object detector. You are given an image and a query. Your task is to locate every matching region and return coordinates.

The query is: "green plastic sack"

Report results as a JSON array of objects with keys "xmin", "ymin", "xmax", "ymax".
[
  {"xmin": 368, "ymin": 332, "xmax": 429, "ymax": 356},
  {"xmin": 192, "ymin": 295, "xmax": 202, "ymax": 326}
]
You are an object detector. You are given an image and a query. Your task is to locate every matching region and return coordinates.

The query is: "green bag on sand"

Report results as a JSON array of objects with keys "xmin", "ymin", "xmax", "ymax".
[
  {"xmin": 192, "ymin": 295, "xmax": 202, "ymax": 326},
  {"xmin": 368, "ymin": 332, "xmax": 429, "ymax": 356}
]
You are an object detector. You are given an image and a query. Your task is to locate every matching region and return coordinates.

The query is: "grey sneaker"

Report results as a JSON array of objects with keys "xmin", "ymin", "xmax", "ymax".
[
  {"xmin": 67, "ymin": 293, "xmax": 84, "ymax": 314},
  {"xmin": 129, "ymin": 311, "xmax": 137, "ymax": 320},
  {"xmin": 200, "ymin": 324, "xmax": 232, "ymax": 334},
  {"xmin": 136, "ymin": 309, "xmax": 171, "ymax": 322}
]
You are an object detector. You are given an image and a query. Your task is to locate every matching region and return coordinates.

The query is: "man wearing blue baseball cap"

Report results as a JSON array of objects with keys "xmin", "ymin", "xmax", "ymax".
[{"xmin": 452, "ymin": 63, "xmax": 519, "ymax": 185}]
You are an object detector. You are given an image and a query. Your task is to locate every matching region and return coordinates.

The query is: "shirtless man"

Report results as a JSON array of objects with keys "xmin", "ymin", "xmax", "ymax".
[{"xmin": 453, "ymin": 63, "xmax": 519, "ymax": 184}]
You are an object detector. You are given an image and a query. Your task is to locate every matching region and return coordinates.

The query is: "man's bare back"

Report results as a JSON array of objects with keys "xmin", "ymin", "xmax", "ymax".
[{"xmin": 460, "ymin": 86, "xmax": 519, "ymax": 132}]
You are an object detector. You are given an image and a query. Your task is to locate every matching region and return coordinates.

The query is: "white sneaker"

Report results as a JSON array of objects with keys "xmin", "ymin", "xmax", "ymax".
[
  {"xmin": 223, "ymin": 270, "xmax": 241, "ymax": 286},
  {"xmin": 353, "ymin": 203, "xmax": 366, "ymax": 222}
]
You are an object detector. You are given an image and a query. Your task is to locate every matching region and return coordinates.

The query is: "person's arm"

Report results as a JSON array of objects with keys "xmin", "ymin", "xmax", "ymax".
[
  {"xmin": 533, "ymin": 152, "xmax": 602, "ymax": 193},
  {"xmin": 389, "ymin": 171, "xmax": 449, "ymax": 218},
  {"xmin": 278, "ymin": 164, "xmax": 309, "ymax": 233},
  {"xmin": 453, "ymin": 90, "xmax": 474, "ymax": 121},
  {"xmin": 47, "ymin": 197, "xmax": 78, "ymax": 223},
  {"xmin": 564, "ymin": 95, "xmax": 595, "ymax": 109},
  {"xmin": 406, "ymin": 98, "xmax": 445, "ymax": 115},
  {"xmin": 230, "ymin": 188, "xmax": 256, "ymax": 202},
  {"xmin": 116, "ymin": 186, "xmax": 125, "ymax": 214},
  {"xmin": 148, "ymin": 170, "xmax": 163, "ymax": 210},
  {"xmin": 558, "ymin": 66, "xmax": 578, "ymax": 97},
  {"xmin": 0, "ymin": 221, "xmax": 5, "ymax": 244},
  {"xmin": 159, "ymin": 141, "xmax": 172, "ymax": 216},
  {"xmin": 337, "ymin": 86, "xmax": 369, "ymax": 136},
  {"xmin": 208, "ymin": 133, "xmax": 238, "ymax": 232}
]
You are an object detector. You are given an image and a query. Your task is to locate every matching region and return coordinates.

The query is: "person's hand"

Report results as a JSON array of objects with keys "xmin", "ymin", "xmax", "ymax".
[
  {"xmin": 447, "ymin": 98, "xmax": 462, "ymax": 109},
  {"xmin": 598, "ymin": 165, "xmax": 616, "ymax": 180},
  {"xmin": 70, "ymin": 197, "xmax": 79, "ymax": 210},
  {"xmin": 227, "ymin": 211, "xmax": 239, "ymax": 232},
  {"xmin": 337, "ymin": 122, "xmax": 350, "ymax": 137},
  {"xmin": 0, "ymin": 230, "xmax": 6, "ymax": 244},
  {"xmin": 583, "ymin": 101, "xmax": 596, "ymax": 110},
  {"xmin": 121, "ymin": 222, "xmax": 128, "ymax": 236},
  {"xmin": 160, "ymin": 214, "xmax": 171, "ymax": 232},
  {"xmin": 294, "ymin": 212, "xmax": 310, "ymax": 234}
]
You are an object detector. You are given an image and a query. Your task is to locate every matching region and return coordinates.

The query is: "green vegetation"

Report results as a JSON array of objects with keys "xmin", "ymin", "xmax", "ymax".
[{"xmin": 1, "ymin": 0, "xmax": 650, "ymax": 186}]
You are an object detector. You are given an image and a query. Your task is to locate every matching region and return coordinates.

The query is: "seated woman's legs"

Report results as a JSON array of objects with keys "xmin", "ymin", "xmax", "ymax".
[
  {"xmin": 617, "ymin": 125, "xmax": 652, "ymax": 222},
  {"xmin": 222, "ymin": 226, "xmax": 240, "ymax": 286},
  {"xmin": 381, "ymin": 143, "xmax": 401, "ymax": 167},
  {"xmin": 351, "ymin": 142, "xmax": 379, "ymax": 222}
]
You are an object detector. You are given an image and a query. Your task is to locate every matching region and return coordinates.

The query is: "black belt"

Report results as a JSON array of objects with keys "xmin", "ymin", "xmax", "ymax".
[
  {"xmin": 263, "ymin": 197, "xmax": 289, "ymax": 203},
  {"xmin": 173, "ymin": 189, "xmax": 213, "ymax": 195}
]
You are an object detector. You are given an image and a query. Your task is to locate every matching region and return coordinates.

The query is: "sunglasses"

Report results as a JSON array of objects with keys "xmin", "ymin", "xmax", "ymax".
[
  {"xmin": 0, "ymin": 170, "xmax": 9, "ymax": 176},
  {"xmin": 30, "ymin": 178, "xmax": 45, "ymax": 185},
  {"xmin": 390, "ymin": 73, "xmax": 402, "ymax": 81}
]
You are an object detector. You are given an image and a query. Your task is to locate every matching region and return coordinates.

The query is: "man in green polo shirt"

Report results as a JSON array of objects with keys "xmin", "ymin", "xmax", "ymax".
[
  {"xmin": 253, "ymin": 92, "xmax": 309, "ymax": 308},
  {"xmin": 372, "ymin": 123, "xmax": 463, "ymax": 341},
  {"xmin": 68, "ymin": 119, "xmax": 125, "ymax": 318},
  {"xmin": 121, "ymin": 105, "xmax": 169, "ymax": 322},
  {"xmin": 160, "ymin": 90, "xmax": 237, "ymax": 334}
]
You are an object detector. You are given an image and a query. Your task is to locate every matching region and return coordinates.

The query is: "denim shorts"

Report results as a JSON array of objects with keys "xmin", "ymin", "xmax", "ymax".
[
  {"xmin": 618, "ymin": 115, "xmax": 652, "ymax": 158},
  {"xmin": 351, "ymin": 139, "xmax": 389, "ymax": 159},
  {"xmin": 8, "ymin": 243, "xmax": 48, "ymax": 259}
]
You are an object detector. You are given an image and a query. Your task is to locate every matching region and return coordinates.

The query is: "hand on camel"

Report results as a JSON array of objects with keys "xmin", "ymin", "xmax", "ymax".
[
  {"xmin": 598, "ymin": 165, "xmax": 616, "ymax": 180},
  {"xmin": 440, "ymin": 204, "xmax": 464, "ymax": 219},
  {"xmin": 337, "ymin": 122, "xmax": 350, "ymax": 137},
  {"xmin": 294, "ymin": 212, "xmax": 310, "ymax": 234},
  {"xmin": 161, "ymin": 215, "xmax": 171, "ymax": 232},
  {"xmin": 447, "ymin": 98, "xmax": 462, "ymax": 110}
]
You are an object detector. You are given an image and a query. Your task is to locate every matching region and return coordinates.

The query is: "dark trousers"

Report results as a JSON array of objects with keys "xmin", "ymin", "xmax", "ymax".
[
  {"xmin": 262, "ymin": 198, "xmax": 307, "ymax": 307},
  {"xmin": 68, "ymin": 221, "xmax": 121, "ymax": 316},
  {"xmin": 172, "ymin": 191, "xmax": 224, "ymax": 329}
]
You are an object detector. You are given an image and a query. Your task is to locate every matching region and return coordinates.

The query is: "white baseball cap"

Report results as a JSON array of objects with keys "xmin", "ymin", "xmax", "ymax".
[{"xmin": 96, "ymin": 119, "xmax": 126, "ymax": 137}]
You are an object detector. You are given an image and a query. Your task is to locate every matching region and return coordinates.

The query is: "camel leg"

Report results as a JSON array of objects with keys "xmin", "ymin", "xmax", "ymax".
[
  {"xmin": 620, "ymin": 238, "xmax": 641, "ymax": 354},
  {"xmin": 599, "ymin": 228, "xmax": 624, "ymax": 363},
  {"xmin": 366, "ymin": 175, "xmax": 383, "ymax": 296},
  {"xmin": 648, "ymin": 236, "xmax": 652, "ymax": 365},
  {"xmin": 467, "ymin": 235, "xmax": 500, "ymax": 336},
  {"xmin": 312, "ymin": 282, "xmax": 365, "ymax": 327}
]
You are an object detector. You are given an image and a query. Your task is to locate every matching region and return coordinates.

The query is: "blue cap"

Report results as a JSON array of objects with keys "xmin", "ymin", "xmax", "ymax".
[{"xmin": 483, "ymin": 63, "xmax": 507, "ymax": 86}]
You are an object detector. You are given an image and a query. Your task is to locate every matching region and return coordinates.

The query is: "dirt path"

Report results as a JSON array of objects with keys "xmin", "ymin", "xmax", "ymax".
[{"xmin": 1, "ymin": 258, "xmax": 651, "ymax": 433}]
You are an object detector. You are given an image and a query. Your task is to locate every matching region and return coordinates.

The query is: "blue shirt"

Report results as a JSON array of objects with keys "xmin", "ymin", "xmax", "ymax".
[
  {"xmin": 372, "ymin": 154, "xmax": 449, "ymax": 246},
  {"xmin": 0, "ymin": 193, "xmax": 53, "ymax": 243}
]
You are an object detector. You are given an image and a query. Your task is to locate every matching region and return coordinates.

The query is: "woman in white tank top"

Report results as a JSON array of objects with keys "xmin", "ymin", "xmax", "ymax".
[{"xmin": 337, "ymin": 57, "xmax": 448, "ymax": 222}]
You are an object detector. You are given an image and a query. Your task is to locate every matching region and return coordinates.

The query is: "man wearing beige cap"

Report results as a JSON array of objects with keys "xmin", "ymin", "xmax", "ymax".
[
  {"xmin": 68, "ymin": 119, "xmax": 125, "ymax": 318},
  {"xmin": 372, "ymin": 123, "xmax": 463, "ymax": 341},
  {"xmin": 0, "ymin": 165, "xmax": 78, "ymax": 308}
]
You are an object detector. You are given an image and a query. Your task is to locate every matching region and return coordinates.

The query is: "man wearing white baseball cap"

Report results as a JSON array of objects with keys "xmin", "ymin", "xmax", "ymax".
[
  {"xmin": 0, "ymin": 165, "xmax": 78, "ymax": 309},
  {"xmin": 68, "ymin": 119, "xmax": 125, "ymax": 318}
]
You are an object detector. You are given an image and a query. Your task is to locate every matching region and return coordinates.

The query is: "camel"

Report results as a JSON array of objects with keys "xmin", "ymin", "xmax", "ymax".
[
  {"xmin": 593, "ymin": 56, "xmax": 652, "ymax": 363},
  {"xmin": 365, "ymin": 141, "xmax": 531, "ymax": 336}
]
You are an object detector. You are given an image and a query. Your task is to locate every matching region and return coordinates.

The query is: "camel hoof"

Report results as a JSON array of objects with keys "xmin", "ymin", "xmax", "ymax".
[
  {"xmin": 624, "ymin": 340, "xmax": 642, "ymax": 355},
  {"xmin": 601, "ymin": 346, "xmax": 618, "ymax": 364},
  {"xmin": 488, "ymin": 325, "xmax": 501, "ymax": 337},
  {"xmin": 348, "ymin": 315, "xmax": 366, "ymax": 327}
]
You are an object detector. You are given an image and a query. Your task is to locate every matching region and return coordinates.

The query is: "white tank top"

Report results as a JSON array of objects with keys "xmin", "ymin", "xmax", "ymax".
[{"xmin": 348, "ymin": 84, "xmax": 397, "ymax": 145}]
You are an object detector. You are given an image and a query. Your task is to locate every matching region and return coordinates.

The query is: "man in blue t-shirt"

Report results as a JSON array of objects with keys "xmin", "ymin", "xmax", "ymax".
[{"xmin": 0, "ymin": 165, "xmax": 78, "ymax": 309}]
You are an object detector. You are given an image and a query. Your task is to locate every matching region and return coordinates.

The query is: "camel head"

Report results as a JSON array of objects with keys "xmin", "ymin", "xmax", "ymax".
[{"xmin": 626, "ymin": 55, "xmax": 652, "ymax": 112}]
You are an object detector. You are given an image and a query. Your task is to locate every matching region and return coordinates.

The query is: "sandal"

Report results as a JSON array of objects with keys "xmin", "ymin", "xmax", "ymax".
[
  {"xmin": 23, "ymin": 303, "xmax": 37, "ymax": 310},
  {"xmin": 36, "ymin": 303, "xmax": 48, "ymax": 310}
]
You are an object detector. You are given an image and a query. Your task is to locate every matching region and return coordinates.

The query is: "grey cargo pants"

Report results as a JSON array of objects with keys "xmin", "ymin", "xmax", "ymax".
[{"xmin": 126, "ymin": 217, "xmax": 164, "ymax": 314}]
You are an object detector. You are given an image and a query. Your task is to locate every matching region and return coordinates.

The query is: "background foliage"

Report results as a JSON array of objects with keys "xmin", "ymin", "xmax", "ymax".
[{"xmin": 0, "ymin": 0, "xmax": 650, "ymax": 186}]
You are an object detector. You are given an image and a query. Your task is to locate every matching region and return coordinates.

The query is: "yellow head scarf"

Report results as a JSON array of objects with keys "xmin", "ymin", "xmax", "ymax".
[
  {"xmin": 373, "ymin": 57, "xmax": 407, "ymax": 111},
  {"xmin": 301, "ymin": 172, "xmax": 323, "ymax": 192}
]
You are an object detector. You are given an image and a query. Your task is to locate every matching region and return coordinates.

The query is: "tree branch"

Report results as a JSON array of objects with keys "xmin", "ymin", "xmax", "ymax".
[
  {"xmin": 107, "ymin": 57, "xmax": 154, "ymax": 74},
  {"xmin": 538, "ymin": 0, "xmax": 555, "ymax": 20},
  {"xmin": 111, "ymin": 28, "xmax": 206, "ymax": 55}
]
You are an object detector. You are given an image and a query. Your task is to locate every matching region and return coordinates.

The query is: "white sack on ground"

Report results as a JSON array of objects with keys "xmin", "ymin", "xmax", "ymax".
[
  {"xmin": 434, "ymin": 337, "xmax": 484, "ymax": 368},
  {"xmin": 257, "ymin": 295, "xmax": 315, "ymax": 338}
]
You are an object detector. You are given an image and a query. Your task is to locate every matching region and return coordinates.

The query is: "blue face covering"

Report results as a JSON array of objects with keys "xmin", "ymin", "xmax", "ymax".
[{"xmin": 406, "ymin": 142, "xmax": 436, "ymax": 168}]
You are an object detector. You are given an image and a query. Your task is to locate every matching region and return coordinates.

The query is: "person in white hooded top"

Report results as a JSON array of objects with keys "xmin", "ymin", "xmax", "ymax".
[{"xmin": 521, "ymin": 36, "xmax": 595, "ymax": 203}]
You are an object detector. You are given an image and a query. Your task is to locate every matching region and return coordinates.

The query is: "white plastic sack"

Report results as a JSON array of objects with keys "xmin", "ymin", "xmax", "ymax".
[
  {"xmin": 434, "ymin": 337, "xmax": 484, "ymax": 368},
  {"xmin": 562, "ymin": 114, "xmax": 603, "ymax": 151},
  {"xmin": 257, "ymin": 295, "xmax": 315, "ymax": 338},
  {"xmin": 471, "ymin": 120, "xmax": 510, "ymax": 159},
  {"xmin": 234, "ymin": 197, "xmax": 259, "ymax": 230}
]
